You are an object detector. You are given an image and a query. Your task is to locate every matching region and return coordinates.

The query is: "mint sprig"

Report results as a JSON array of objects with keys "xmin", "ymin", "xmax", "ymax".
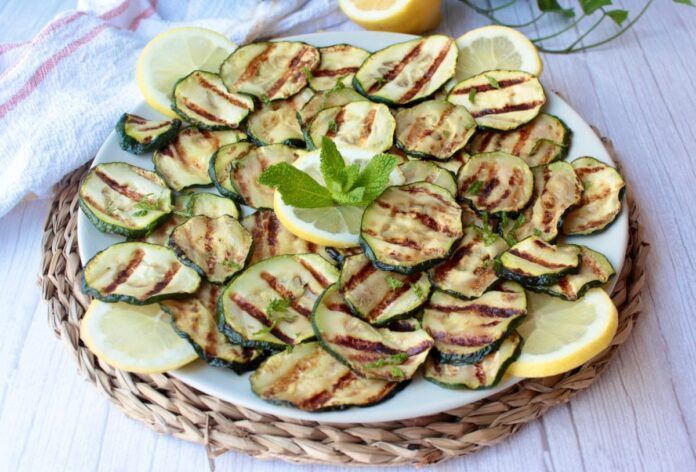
[{"xmin": 259, "ymin": 136, "xmax": 398, "ymax": 209}]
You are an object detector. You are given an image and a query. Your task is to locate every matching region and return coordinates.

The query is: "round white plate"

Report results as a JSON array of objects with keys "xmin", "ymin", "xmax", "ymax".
[{"xmin": 77, "ymin": 31, "xmax": 628, "ymax": 423}]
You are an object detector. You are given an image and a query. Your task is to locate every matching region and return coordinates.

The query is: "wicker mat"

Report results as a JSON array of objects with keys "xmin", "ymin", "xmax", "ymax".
[{"xmin": 40, "ymin": 134, "xmax": 649, "ymax": 467}]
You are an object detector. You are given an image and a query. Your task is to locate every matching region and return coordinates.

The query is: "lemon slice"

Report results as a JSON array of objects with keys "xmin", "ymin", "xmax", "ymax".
[
  {"xmin": 80, "ymin": 300, "xmax": 198, "ymax": 374},
  {"xmin": 454, "ymin": 25, "xmax": 542, "ymax": 81},
  {"xmin": 273, "ymin": 147, "xmax": 404, "ymax": 248},
  {"xmin": 338, "ymin": 0, "xmax": 441, "ymax": 34},
  {"xmin": 136, "ymin": 27, "xmax": 237, "ymax": 118},
  {"xmin": 508, "ymin": 288, "xmax": 618, "ymax": 378}
]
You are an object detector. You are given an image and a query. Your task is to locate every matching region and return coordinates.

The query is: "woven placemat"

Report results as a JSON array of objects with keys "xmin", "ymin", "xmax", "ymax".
[{"xmin": 40, "ymin": 134, "xmax": 649, "ymax": 467}]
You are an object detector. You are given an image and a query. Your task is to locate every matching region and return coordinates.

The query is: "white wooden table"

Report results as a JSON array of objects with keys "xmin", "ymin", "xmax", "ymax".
[{"xmin": 1, "ymin": 1, "xmax": 695, "ymax": 470}]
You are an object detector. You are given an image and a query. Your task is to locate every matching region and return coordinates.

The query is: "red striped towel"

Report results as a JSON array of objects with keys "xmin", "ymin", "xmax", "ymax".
[{"xmin": 0, "ymin": 0, "xmax": 347, "ymax": 216}]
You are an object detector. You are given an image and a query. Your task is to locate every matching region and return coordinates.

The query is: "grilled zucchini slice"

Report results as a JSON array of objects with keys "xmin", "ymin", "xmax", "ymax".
[
  {"xmin": 219, "ymin": 41, "xmax": 320, "ymax": 101},
  {"xmin": 387, "ymin": 317, "xmax": 421, "ymax": 332},
  {"xmin": 534, "ymin": 246, "xmax": 615, "ymax": 301},
  {"xmin": 226, "ymin": 143, "xmax": 300, "ymax": 208},
  {"xmin": 168, "ymin": 215, "xmax": 252, "ymax": 284},
  {"xmin": 339, "ymin": 253, "xmax": 431, "ymax": 326},
  {"xmin": 306, "ymin": 101, "xmax": 395, "ymax": 152},
  {"xmin": 457, "ymin": 152, "xmax": 534, "ymax": 214},
  {"xmin": 429, "ymin": 226, "xmax": 508, "ymax": 299},
  {"xmin": 172, "ymin": 71, "xmax": 254, "ymax": 130},
  {"xmin": 160, "ymin": 283, "xmax": 264, "ymax": 372},
  {"xmin": 79, "ymin": 162, "xmax": 172, "ymax": 237},
  {"xmin": 360, "ymin": 182, "xmax": 463, "ymax": 274},
  {"xmin": 153, "ymin": 127, "xmax": 243, "ymax": 191},
  {"xmin": 468, "ymin": 113, "xmax": 571, "ymax": 167},
  {"xmin": 135, "ymin": 194, "xmax": 191, "ymax": 245},
  {"xmin": 422, "ymin": 283, "xmax": 526, "ymax": 364},
  {"xmin": 116, "ymin": 113, "xmax": 181, "ymax": 155},
  {"xmin": 424, "ymin": 332, "xmax": 522, "ymax": 389},
  {"xmin": 250, "ymin": 342, "xmax": 402, "ymax": 411},
  {"xmin": 354, "ymin": 35, "xmax": 458, "ymax": 106},
  {"xmin": 509, "ymin": 161, "xmax": 582, "ymax": 242},
  {"xmin": 448, "ymin": 70, "xmax": 546, "ymax": 130},
  {"xmin": 241, "ymin": 209, "xmax": 328, "ymax": 264},
  {"xmin": 297, "ymin": 87, "xmax": 367, "ymax": 125},
  {"xmin": 246, "ymin": 88, "xmax": 313, "ymax": 146},
  {"xmin": 434, "ymin": 150, "xmax": 470, "ymax": 175},
  {"xmin": 82, "ymin": 242, "xmax": 201, "ymax": 304},
  {"xmin": 324, "ymin": 246, "xmax": 364, "ymax": 267},
  {"xmin": 395, "ymin": 100, "xmax": 476, "ymax": 160},
  {"xmin": 312, "ymin": 284, "xmax": 434, "ymax": 381},
  {"xmin": 563, "ymin": 157, "xmax": 626, "ymax": 235},
  {"xmin": 399, "ymin": 160, "xmax": 457, "ymax": 195},
  {"xmin": 495, "ymin": 236, "xmax": 581, "ymax": 286},
  {"xmin": 209, "ymin": 141, "xmax": 254, "ymax": 198},
  {"xmin": 218, "ymin": 254, "xmax": 339, "ymax": 349},
  {"xmin": 309, "ymin": 44, "xmax": 369, "ymax": 91},
  {"xmin": 187, "ymin": 192, "xmax": 239, "ymax": 219}
]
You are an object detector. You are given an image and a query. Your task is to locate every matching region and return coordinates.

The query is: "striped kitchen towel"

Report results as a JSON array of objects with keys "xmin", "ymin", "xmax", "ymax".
[{"xmin": 0, "ymin": 0, "xmax": 349, "ymax": 217}]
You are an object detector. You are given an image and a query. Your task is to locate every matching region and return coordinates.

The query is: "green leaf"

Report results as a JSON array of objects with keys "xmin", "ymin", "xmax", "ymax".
[
  {"xmin": 674, "ymin": 0, "xmax": 695, "ymax": 6},
  {"xmin": 390, "ymin": 366, "xmax": 405, "ymax": 379},
  {"xmin": 468, "ymin": 88, "xmax": 477, "ymax": 104},
  {"xmin": 266, "ymin": 298, "xmax": 290, "ymax": 314},
  {"xmin": 302, "ymin": 66, "xmax": 313, "ymax": 81},
  {"xmin": 259, "ymin": 163, "xmax": 334, "ymax": 208},
  {"xmin": 485, "ymin": 75, "xmax": 501, "ymax": 89},
  {"xmin": 606, "ymin": 9, "xmax": 628, "ymax": 25},
  {"xmin": 537, "ymin": 0, "xmax": 575, "ymax": 17},
  {"xmin": 342, "ymin": 163, "xmax": 361, "ymax": 191},
  {"xmin": 580, "ymin": 0, "xmax": 612, "ymax": 15},
  {"xmin": 364, "ymin": 353, "xmax": 408, "ymax": 369},
  {"xmin": 411, "ymin": 283, "xmax": 424, "ymax": 298},
  {"xmin": 320, "ymin": 136, "xmax": 346, "ymax": 190},
  {"xmin": 466, "ymin": 180, "xmax": 484, "ymax": 196},
  {"xmin": 386, "ymin": 275, "xmax": 404, "ymax": 291},
  {"xmin": 332, "ymin": 186, "xmax": 366, "ymax": 206},
  {"xmin": 354, "ymin": 153, "xmax": 399, "ymax": 203}
]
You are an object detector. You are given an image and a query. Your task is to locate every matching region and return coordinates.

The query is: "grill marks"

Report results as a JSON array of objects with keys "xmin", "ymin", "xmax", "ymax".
[
  {"xmin": 94, "ymin": 169, "xmax": 145, "ymax": 202},
  {"xmin": 507, "ymin": 248, "xmax": 570, "ymax": 270},
  {"xmin": 229, "ymin": 293, "xmax": 295, "ymax": 344},
  {"xmin": 470, "ymin": 100, "xmax": 545, "ymax": 119},
  {"xmin": 399, "ymin": 44, "xmax": 453, "ymax": 103},
  {"xmin": 341, "ymin": 260, "xmax": 377, "ymax": 292},
  {"xmin": 298, "ymin": 371, "xmax": 356, "ymax": 411},
  {"xmin": 237, "ymin": 43, "xmax": 276, "ymax": 85},
  {"xmin": 196, "ymin": 75, "xmax": 252, "ymax": 110},
  {"xmin": 313, "ymin": 67, "xmax": 358, "ymax": 77},
  {"xmin": 266, "ymin": 46, "xmax": 315, "ymax": 99},
  {"xmin": 327, "ymin": 108, "xmax": 346, "ymax": 138},
  {"xmin": 367, "ymin": 273, "xmax": 420, "ymax": 321},
  {"xmin": 260, "ymin": 271, "xmax": 311, "ymax": 317},
  {"xmin": 102, "ymin": 248, "xmax": 145, "ymax": 294},
  {"xmin": 142, "ymin": 263, "xmax": 180, "ymax": 299},
  {"xmin": 452, "ymin": 77, "xmax": 529, "ymax": 95},
  {"xmin": 367, "ymin": 43, "xmax": 423, "ymax": 94}
]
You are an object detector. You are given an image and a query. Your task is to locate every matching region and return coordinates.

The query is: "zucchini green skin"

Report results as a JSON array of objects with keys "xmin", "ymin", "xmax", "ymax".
[
  {"xmin": 425, "ymin": 335, "xmax": 523, "ymax": 390},
  {"xmin": 209, "ymin": 145, "xmax": 243, "ymax": 199},
  {"xmin": 115, "ymin": 113, "xmax": 181, "ymax": 155},
  {"xmin": 160, "ymin": 304, "xmax": 265, "ymax": 373},
  {"xmin": 435, "ymin": 316, "xmax": 524, "ymax": 365},
  {"xmin": 324, "ymin": 246, "xmax": 363, "ymax": 268},
  {"xmin": 79, "ymin": 198, "xmax": 171, "ymax": 238},
  {"xmin": 494, "ymin": 257, "xmax": 581, "ymax": 287},
  {"xmin": 359, "ymin": 234, "xmax": 461, "ymax": 275},
  {"xmin": 247, "ymin": 129, "xmax": 305, "ymax": 149},
  {"xmin": 81, "ymin": 270, "xmax": 195, "ymax": 306}
]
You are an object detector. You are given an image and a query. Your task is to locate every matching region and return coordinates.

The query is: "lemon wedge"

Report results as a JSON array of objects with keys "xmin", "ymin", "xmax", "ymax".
[
  {"xmin": 454, "ymin": 25, "xmax": 542, "ymax": 81},
  {"xmin": 80, "ymin": 300, "xmax": 198, "ymax": 374},
  {"xmin": 338, "ymin": 0, "xmax": 441, "ymax": 34},
  {"xmin": 508, "ymin": 288, "xmax": 618, "ymax": 378},
  {"xmin": 136, "ymin": 27, "xmax": 237, "ymax": 118}
]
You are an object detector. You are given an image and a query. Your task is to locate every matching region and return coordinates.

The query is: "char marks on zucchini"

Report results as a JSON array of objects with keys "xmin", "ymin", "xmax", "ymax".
[
  {"xmin": 116, "ymin": 113, "xmax": 181, "ymax": 155},
  {"xmin": 246, "ymin": 88, "xmax": 313, "ymax": 146},
  {"xmin": 360, "ymin": 182, "xmax": 463, "ymax": 274},
  {"xmin": 297, "ymin": 87, "xmax": 367, "ymax": 125},
  {"xmin": 310, "ymin": 44, "xmax": 369, "ymax": 91},
  {"xmin": 399, "ymin": 160, "xmax": 458, "ymax": 196},
  {"xmin": 534, "ymin": 246, "xmax": 615, "ymax": 301},
  {"xmin": 495, "ymin": 236, "xmax": 581, "ymax": 287}
]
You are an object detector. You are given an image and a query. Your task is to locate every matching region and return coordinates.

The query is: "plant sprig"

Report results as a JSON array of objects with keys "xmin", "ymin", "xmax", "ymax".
[{"xmin": 458, "ymin": 0, "xmax": 693, "ymax": 54}]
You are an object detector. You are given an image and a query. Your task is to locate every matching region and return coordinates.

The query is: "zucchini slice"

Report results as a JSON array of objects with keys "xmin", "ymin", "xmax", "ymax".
[
  {"xmin": 387, "ymin": 317, "xmax": 421, "ymax": 332},
  {"xmin": 360, "ymin": 182, "xmax": 463, "ymax": 274},
  {"xmin": 168, "ymin": 215, "xmax": 252, "ymax": 284},
  {"xmin": 563, "ymin": 157, "xmax": 626, "ymax": 235},
  {"xmin": 457, "ymin": 152, "xmax": 534, "ymax": 214},
  {"xmin": 79, "ymin": 162, "xmax": 172, "ymax": 237},
  {"xmin": 399, "ymin": 160, "xmax": 458, "ymax": 195},
  {"xmin": 424, "ymin": 332, "xmax": 522, "ymax": 389},
  {"xmin": 460, "ymin": 202, "xmax": 484, "ymax": 227},
  {"xmin": 309, "ymin": 44, "xmax": 370, "ymax": 91},
  {"xmin": 246, "ymin": 88, "xmax": 313, "ymax": 146},
  {"xmin": 241, "ymin": 209, "xmax": 329, "ymax": 264},
  {"xmin": 448, "ymin": 70, "xmax": 546, "ymax": 130},
  {"xmin": 422, "ymin": 283, "xmax": 526, "ymax": 364},
  {"xmin": 116, "ymin": 113, "xmax": 181, "ymax": 155},
  {"xmin": 324, "ymin": 246, "xmax": 364, "ymax": 267},
  {"xmin": 306, "ymin": 101, "xmax": 395, "ymax": 152},
  {"xmin": 160, "ymin": 282, "xmax": 264, "ymax": 372},
  {"xmin": 354, "ymin": 35, "xmax": 458, "ymax": 106},
  {"xmin": 428, "ymin": 225, "xmax": 508, "ymax": 299},
  {"xmin": 250, "ymin": 342, "xmax": 402, "ymax": 411},
  {"xmin": 495, "ymin": 236, "xmax": 581, "ymax": 286},
  {"xmin": 338, "ymin": 253, "xmax": 431, "ymax": 326},
  {"xmin": 82, "ymin": 242, "xmax": 201, "ymax": 304},
  {"xmin": 510, "ymin": 161, "xmax": 582, "ymax": 242},
  {"xmin": 135, "ymin": 194, "xmax": 191, "ymax": 245},
  {"xmin": 535, "ymin": 246, "xmax": 615, "ymax": 301},
  {"xmin": 394, "ymin": 100, "xmax": 476, "ymax": 160},
  {"xmin": 209, "ymin": 141, "xmax": 254, "ymax": 198},
  {"xmin": 468, "ymin": 113, "xmax": 571, "ymax": 167},
  {"xmin": 219, "ymin": 41, "xmax": 320, "ymax": 101},
  {"xmin": 433, "ymin": 150, "xmax": 470, "ymax": 175},
  {"xmin": 187, "ymin": 192, "xmax": 239, "ymax": 219},
  {"xmin": 312, "ymin": 284, "xmax": 434, "ymax": 381},
  {"xmin": 218, "ymin": 254, "xmax": 339, "ymax": 350},
  {"xmin": 297, "ymin": 87, "xmax": 367, "ymax": 125},
  {"xmin": 153, "ymin": 127, "xmax": 242, "ymax": 191},
  {"xmin": 172, "ymin": 71, "xmax": 254, "ymax": 130}
]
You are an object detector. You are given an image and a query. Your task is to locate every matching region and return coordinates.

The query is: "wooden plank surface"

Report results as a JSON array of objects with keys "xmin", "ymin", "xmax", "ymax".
[{"xmin": 0, "ymin": 1, "xmax": 694, "ymax": 471}]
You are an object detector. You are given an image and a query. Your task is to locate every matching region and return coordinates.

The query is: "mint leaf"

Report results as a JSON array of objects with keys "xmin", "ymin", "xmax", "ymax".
[
  {"xmin": 343, "ymin": 163, "xmax": 360, "ymax": 191},
  {"xmin": 485, "ymin": 75, "xmax": 501, "ymax": 89},
  {"xmin": 259, "ymin": 163, "xmax": 334, "ymax": 208},
  {"xmin": 364, "ymin": 353, "xmax": 408, "ymax": 369},
  {"xmin": 466, "ymin": 180, "xmax": 484, "ymax": 196},
  {"xmin": 606, "ymin": 9, "xmax": 628, "ymax": 25},
  {"xmin": 579, "ymin": 0, "xmax": 612, "ymax": 15},
  {"xmin": 537, "ymin": 0, "xmax": 575, "ymax": 16},
  {"xmin": 320, "ymin": 136, "xmax": 346, "ymax": 192},
  {"xmin": 468, "ymin": 88, "xmax": 477, "ymax": 104},
  {"xmin": 332, "ymin": 186, "xmax": 365, "ymax": 206},
  {"xmin": 386, "ymin": 275, "xmax": 404, "ymax": 291},
  {"xmin": 354, "ymin": 153, "xmax": 398, "ymax": 203},
  {"xmin": 266, "ymin": 298, "xmax": 290, "ymax": 314}
]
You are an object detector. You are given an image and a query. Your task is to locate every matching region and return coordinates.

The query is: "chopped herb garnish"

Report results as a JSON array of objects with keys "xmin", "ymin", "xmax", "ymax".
[
  {"xmin": 364, "ymin": 353, "xmax": 408, "ymax": 369},
  {"xmin": 332, "ymin": 76, "xmax": 346, "ymax": 92},
  {"xmin": 328, "ymin": 120, "xmax": 339, "ymax": 133},
  {"xmin": 468, "ymin": 88, "xmax": 477, "ymax": 104},
  {"xmin": 411, "ymin": 283, "xmax": 424, "ymax": 298},
  {"xmin": 386, "ymin": 275, "xmax": 404, "ymax": 291},
  {"xmin": 533, "ymin": 228, "xmax": 543, "ymax": 237},
  {"xmin": 374, "ymin": 76, "xmax": 387, "ymax": 87},
  {"xmin": 254, "ymin": 298, "xmax": 296, "ymax": 336},
  {"xmin": 260, "ymin": 94, "xmax": 271, "ymax": 105},
  {"xmin": 390, "ymin": 367, "xmax": 405, "ymax": 379},
  {"xmin": 485, "ymin": 75, "xmax": 501, "ymax": 89},
  {"xmin": 253, "ymin": 319, "xmax": 279, "ymax": 336},
  {"xmin": 132, "ymin": 193, "xmax": 163, "ymax": 217},
  {"xmin": 504, "ymin": 214, "xmax": 526, "ymax": 246},
  {"xmin": 221, "ymin": 258, "xmax": 241, "ymax": 270},
  {"xmin": 480, "ymin": 213, "xmax": 500, "ymax": 246},
  {"xmin": 266, "ymin": 297, "xmax": 291, "ymax": 315},
  {"xmin": 302, "ymin": 66, "xmax": 314, "ymax": 81},
  {"xmin": 467, "ymin": 180, "xmax": 484, "ymax": 196}
]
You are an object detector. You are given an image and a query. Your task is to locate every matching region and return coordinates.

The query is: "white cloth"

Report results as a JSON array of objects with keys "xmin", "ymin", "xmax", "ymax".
[{"xmin": 0, "ymin": 0, "xmax": 348, "ymax": 217}]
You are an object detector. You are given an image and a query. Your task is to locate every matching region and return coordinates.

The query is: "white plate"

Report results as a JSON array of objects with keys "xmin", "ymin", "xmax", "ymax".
[{"xmin": 77, "ymin": 31, "xmax": 628, "ymax": 423}]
